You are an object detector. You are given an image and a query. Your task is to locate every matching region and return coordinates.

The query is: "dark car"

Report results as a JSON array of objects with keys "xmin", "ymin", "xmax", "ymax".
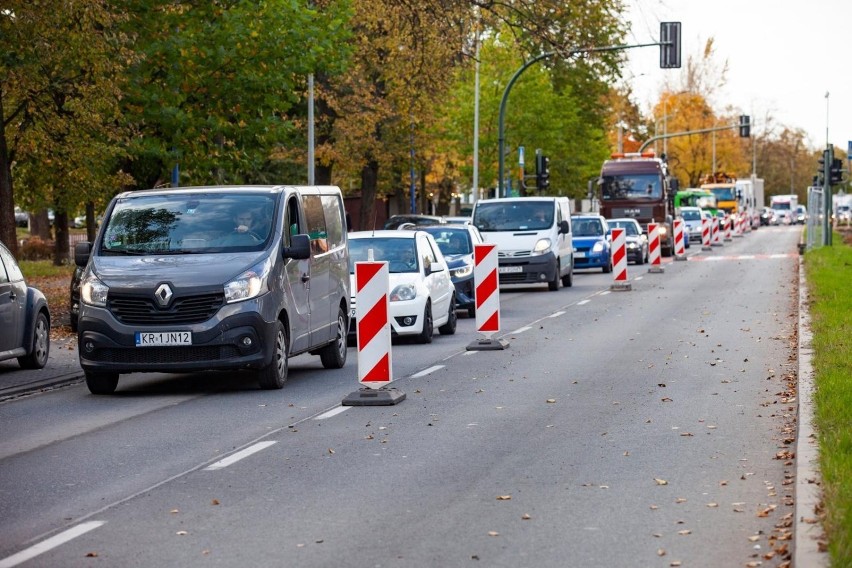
[
  {"xmin": 0, "ymin": 242, "xmax": 50, "ymax": 369},
  {"xmin": 14, "ymin": 207, "xmax": 29, "ymax": 228},
  {"xmin": 419, "ymin": 224, "xmax": 484, "ymax": 317},
  {"xmin": 606, "ymin": 218, "xmax": 648, "ymax": 264},
  {"xmin": 383, "ymin": 214, "xmax": 444, "ymax": 230}
]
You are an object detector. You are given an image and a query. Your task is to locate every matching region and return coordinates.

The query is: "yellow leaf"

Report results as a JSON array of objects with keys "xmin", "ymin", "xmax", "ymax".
[
  {"xmin": 546, "ymin": 399, "xmax": 556, "ymax": 403},
  {"xmin": 176, "ymin": 531, "xmax": 188, "ymax": 536},
  {"xmin": 496, "ymin": 495, "xmax": 512, "ymax": 500},
  {"xmin": 677, "ymin": 529, "xmax": 691, "ymax": 535},
  {"xmin": 657, "ymin": 548, "xmax": 666, "ymax": 556},
  {"xmin": 654, "ymin": 478, "xmax": 668, "ymax": 485},
  {"xmin": 521, "ymin": 514, "xmax": 531, "ymax": 520},
  {"xmin": 487, "ymin": 531, "xmax": 499, "ymax": 537}
]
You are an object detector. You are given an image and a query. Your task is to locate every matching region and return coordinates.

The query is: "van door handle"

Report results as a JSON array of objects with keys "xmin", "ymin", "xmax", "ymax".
[{"xmin": 301, "ymin": 273, "xmax": 310, "ymax": 283}]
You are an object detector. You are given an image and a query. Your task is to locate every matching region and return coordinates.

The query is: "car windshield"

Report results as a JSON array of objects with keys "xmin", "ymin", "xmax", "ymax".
[
  {"xmin": 349, "ymin": 237, "xmax": 418, "ymax": 274},
  {"xmin": 422, "ymin": 228, "xmax": 471, "ymax": 256},
  {"xmin": 101, "ymin": 193, "xmax": 276, "ymax": 254},
  {"xmin": 601, "ymin": 174, "xmax": 662, "ymax": 200},
  {"xmin": 574, "ymin": 218, "xmax": 605, "ymax": 237},
  {"xmin": 473, "ymin": 202, "xmax": 553, "ymax": 231},
  {"xmin": 608, "ymin": 221, "xmax": 639, "ymax": 236},
  {"xmin": 681, "ymin": 209, "xmax": 701, "ymax": 221}
]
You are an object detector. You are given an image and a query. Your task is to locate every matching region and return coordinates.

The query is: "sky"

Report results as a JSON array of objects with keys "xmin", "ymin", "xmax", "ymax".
[{"xmin": 623, "ymin": 0, "xmax": 852, "ymax": 154}]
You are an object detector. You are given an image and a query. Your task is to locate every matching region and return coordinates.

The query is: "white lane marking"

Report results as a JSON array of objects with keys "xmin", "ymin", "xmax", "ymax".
[
  {"xmin": 511, "ymin": 326, "xmax": 532, "ymax": 334},
  {"xmin": 705, "ymin": 257, "xmax": 725, "ymax": 261},
  {"xmin": 315, "ymin": 406, "xmax": 350, "ymax": 420},
  {"xmin": 577, "ymin": 300, "xmax": 590, "ymax": 306},
  {"xmin": 463, "ymin": 350, "xmax": 478, "ymax": 356},
  {"xmin": 634, "ymin": 276, "xmax": 643, "ymax": 281},
  {"xmin": 770, "ymin": 254, "xmax": 788, "ymax": 259},
  {"xmin": 548, "ymin": 310, "xmax": 566, "ymax": 317},
  {"xmin": 0, "ymin": 521, "xmax": 106, "ymax": 568},
  {"xmin": 411, "ymin": 365, "xmax": 445, "ymax": 378},
  {"xmin": 204, "ymin": 441, "xmax": 277, "ymax": 471},
  {"xmin": 737, "ymin": 255, "xmax": 756, "ymax": 259},
  {"xmin": 599, "ymin": 290, "xmax": 611, "ymax": 296}
]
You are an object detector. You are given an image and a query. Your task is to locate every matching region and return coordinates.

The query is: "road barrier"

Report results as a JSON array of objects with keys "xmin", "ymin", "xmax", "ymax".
[
  {"xmin": 467, "ymin": 243, "xmax": 508, "ymax": 350},
  {"xmin": 610, "ymin": 228, "xmax": 631, "ymax": 291},
  {"xmin": 673, "ymin": 219, "xmax": 687, "ymax": 261},
  {"xmin": 647, "ymin": 223, "xmax": 664, "ymax": 273},
  {"xmin": 342, "ymin": 261, "xmax": 405, "ymax": 406},
  {"xmin": 724, "ymin": 215, "xmax": 733, "ymax": 242},
  {"xmin": 701, "ymin": 217, "xmax": 712, "ymax": 251},
  {"xmin": 711, "ymin": 215, "xmax": 723, "ymax": 246}
]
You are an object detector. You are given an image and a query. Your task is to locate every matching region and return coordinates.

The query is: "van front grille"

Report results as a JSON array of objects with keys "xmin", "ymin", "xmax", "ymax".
[
  {"xmin": 90, "ymin": 345, "xmax": 240, "ymax": 364},
  {"xmin": 108, "ymin": 293, "xmax": 224, "ymax": 325}
]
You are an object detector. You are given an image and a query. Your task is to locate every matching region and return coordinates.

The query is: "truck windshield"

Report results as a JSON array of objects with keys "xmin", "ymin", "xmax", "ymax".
[
  {"xmin": 472, "ymin": 202, "xmax": 553, "ymax": 232},
  {"xmin": 708, "ymin": 187, "xmax": 736, "ymax": 201},
  {"xmin": 601, "ymin": 174, "xmax": 662, "ymax": 200},
  {"xmin": 101, "ymin": 193, "xmax": 276, "ymax": 254}
]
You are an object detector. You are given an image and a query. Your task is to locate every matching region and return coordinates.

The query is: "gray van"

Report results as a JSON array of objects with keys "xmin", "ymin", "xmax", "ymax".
[{"xmin": 74, "ymin": 185, "xmax": 350, "ymax": 394}]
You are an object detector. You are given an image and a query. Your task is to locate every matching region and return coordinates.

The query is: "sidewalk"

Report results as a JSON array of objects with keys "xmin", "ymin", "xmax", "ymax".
[{"xmin": 0, "ymin": 335, "xmax": 83, "ymax": 399}]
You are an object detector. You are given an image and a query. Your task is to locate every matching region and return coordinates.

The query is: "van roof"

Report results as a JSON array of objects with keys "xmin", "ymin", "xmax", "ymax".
[{"xmin": 114, "ymin": 185, "xmax": 341, "ymax": 199}]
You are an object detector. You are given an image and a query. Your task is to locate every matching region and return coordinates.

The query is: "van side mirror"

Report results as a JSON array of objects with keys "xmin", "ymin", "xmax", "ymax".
[
  {"xmin": 559, "ymin": 220, "xmax": 570, "ymax": 234},
  {"xmin": 74, "ymin": 242, "xmax": 92, "ymax": 267},
  {"xmin": 283, "ymin": 234, "xmax": 311, "ymax": 260}
]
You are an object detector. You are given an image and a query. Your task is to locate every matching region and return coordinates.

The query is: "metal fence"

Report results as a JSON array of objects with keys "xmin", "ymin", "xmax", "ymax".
[{"xmin": 806, "ymin": 186, "xmax": 824, "ymax": 251}]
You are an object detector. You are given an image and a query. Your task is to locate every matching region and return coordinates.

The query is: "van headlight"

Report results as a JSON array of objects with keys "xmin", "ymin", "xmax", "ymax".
[
  {"xmin": 81, "ymin": 274, "xmax": 109, "ymax": 307},
  {"xmin": 451, "ymin": 264, "xmax": 473, "ymax": 278},
  {"xmin": 224, "ymin": 257, "xmax": 271, "ymax": 303},
  {"xmin": 532, "ymin": 238, "xmax": 551, "ymax": 255},
  {"xmin": 390, "ymin": 284, "xmax": 416, "ymax": 302}
]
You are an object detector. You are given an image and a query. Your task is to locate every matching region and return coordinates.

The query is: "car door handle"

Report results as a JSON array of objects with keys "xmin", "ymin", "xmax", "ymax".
[{"xmin": 301, "ymin": 273, "xmax": 310, "ymax": 283}]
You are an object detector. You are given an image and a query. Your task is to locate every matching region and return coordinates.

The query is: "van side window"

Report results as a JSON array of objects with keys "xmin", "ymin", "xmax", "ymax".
[
  {"xmin": 303, "ymin": 195, "xmax": 329, "ymax": 254},
  {"xmin": 320, "ymin": 194, "xmax": 344, "ymax": 250},
  {"xmin": 285, "ymin": 197, "xmax": 301, "ymax": 246}
]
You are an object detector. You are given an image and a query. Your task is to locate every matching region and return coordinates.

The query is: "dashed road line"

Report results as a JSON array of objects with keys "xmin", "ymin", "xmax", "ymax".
[
  {"xmin": 315, "ymin": 406, "xmax": 350, "ymax": 420},
  {"xmin": 510, "ymin": 326, "xmax": 532, "ymax": 334},
  {"xmin": 0, "ymin": 521, "xmax": 106, "ymax": 568},
  {"xmin": 577, "ymin": 300, "xmax": 590, "ymax": 306},
  {"xmin": 204, "ymin": 441, "xmax": 277, "ymax": 471},
  {"xmin": 410, "ymin": 365, "xmax": 445, "ymax": 378}
]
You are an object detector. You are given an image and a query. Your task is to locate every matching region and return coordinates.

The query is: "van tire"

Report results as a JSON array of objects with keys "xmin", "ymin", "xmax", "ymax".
[
  {"xmin": 319, "ymin": 308, "xmax": 348, "ymax": 369},
  {"xmin": 417, "ymin": 302, "xmax": 434, "ymax": 344},
  {"xmin": 548, "ymin": 262, "xmax": 560, "ymax": 291},
  {"xmin": 439, "ymin": 295, "xmax": 457, "ymax": 335},
  {"xmin": 257, "ymin": 321, "xmax": 288, "ymax": 389},
  {"xmin": 561, "ymin": 261, "xmax": 573, "ymax": 287},
  {"xmin": 86, "ymin": 371, "xmax": 119, "ymax": 395}
]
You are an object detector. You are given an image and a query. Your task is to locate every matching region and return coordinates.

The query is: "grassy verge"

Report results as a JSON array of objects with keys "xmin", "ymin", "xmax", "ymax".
[
  {"xmin": 19, "ymin": 260, "xmax": 75, "ymax": 280},
  {"xmin": 805, "ymin": 229, "xmax": 852, "ymax": 562}
]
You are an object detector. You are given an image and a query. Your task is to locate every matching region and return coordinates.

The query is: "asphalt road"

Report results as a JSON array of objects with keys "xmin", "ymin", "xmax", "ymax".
[{"xmin": 0, "ymin": 226, "xmax": 804, "ymax": 567}]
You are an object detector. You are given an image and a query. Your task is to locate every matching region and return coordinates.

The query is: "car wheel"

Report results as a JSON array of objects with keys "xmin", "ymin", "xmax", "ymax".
[
  {"xmin": 319, "ymin": 308, "xmax": 348, "ymax": 369},
  {"xmin": 548, "ymin": 261, "xmax": 560, "ymax": 291},
  {"xmin": 86, "ymin": 371, "xmax": 119, "ymax": 395},
  {"xmin": 561, "ymin": 260, "xmax": 573, "ymax": 287},
  {"xmin": 602, "ymin": 255, "xmax": 612, "ymax": 273},
  {"xmin": 416, "ymin": 302, "xmax": 434, "ymax": 344},
  {"xmin": 18, "ymin": 311, "xmax": 50, "ymax": 369},
  {"xmin": 439, "ymin": 295, "xmax": 457, "ymax": 335},
  {"xmin": 257, "ymin": 320, "xmax": 288, "ymax": 389}
]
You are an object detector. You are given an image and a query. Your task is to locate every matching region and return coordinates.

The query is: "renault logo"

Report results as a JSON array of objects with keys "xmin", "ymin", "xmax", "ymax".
[{"xmin": 154, "ymin": 283, "xmax": 173, "ymax": 307}]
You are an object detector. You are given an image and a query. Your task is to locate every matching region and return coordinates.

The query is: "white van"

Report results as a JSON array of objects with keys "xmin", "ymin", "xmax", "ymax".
[
  {"xmin": 74, "ymin": 185, "xmax": 350, "ymax": 394},
  {"xmin": 471, "ymin": 197, "xmax": 573, "ymax": 290}
]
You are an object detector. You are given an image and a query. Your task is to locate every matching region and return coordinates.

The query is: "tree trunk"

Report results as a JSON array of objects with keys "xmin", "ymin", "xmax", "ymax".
[
  {"xmin": 30, "ymin": 210, "xmax": 52, "ymax": 240},
  {"xmin": 359, "ymin": 160, "xmax": 379, "ymax": 231},
  {"xmin": 53, "ymin": 210, "xmax": 70, "ymax": 266},
  {"xmin": 0, "ymin": 86, "xmax": 17, "ymax": 256}
]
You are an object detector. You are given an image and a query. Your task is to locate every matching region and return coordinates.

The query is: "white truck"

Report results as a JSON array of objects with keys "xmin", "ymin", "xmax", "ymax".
[
  {"xmin": 736, "ymin": 177, "xmax": 765, "ymax": 229},
  {"xmin": 770, "ymin": 194, "xmax": 799, "ymax": 225}
]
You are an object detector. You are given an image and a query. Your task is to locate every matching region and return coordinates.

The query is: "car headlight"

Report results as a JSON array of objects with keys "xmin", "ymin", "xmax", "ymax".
[
  {"xmin": 81, "ymin": 273, "xmax": 109, "ymax": 307},
  {"xmin": 627, "ymin": 242, "xmax": 637, "ymax": 250},
  {"xmin": 451, "ymin": 264, "xmax": 473, "ymax": 279},
  {"xmin": 657, "ymin": 226, "xmax": 668, "ymax": 236},
  {"xmin": 592, "ymin": 241, "xmax": 606, "ymax": 253},
  {"xmin": 532, "ymin": 238, "xmax": 551, "ymax": 255},
  {"xmin": 390, "ymin": 284, "xmax": 416, "ymax": 302},
  {"xmin": 224, "ymin": 257, "xmax": 271, "ymax": 303}
]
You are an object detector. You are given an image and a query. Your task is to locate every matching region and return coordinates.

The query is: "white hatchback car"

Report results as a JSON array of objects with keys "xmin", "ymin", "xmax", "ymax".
[{"xmin": 348, "ymin": 230, "xmax": 456, "ymax": 343}]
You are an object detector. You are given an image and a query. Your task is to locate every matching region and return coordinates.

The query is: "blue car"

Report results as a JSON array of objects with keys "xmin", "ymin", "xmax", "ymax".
[
  {"xmin": 572, "ymin": 215, "xmax": 612, "ymax": 272},
  {"xmin": 420, "ymin": 224, "xmax": 483, "ymax": 317}
]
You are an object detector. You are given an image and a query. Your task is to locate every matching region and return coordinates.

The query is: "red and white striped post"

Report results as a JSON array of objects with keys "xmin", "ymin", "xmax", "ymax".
[
  {"xmin": 701, "ymin": 216, "xmax": 712, "ymax": 251},
  {"xmin": 467, "ymin": 243, "xmax": 509, "ymax": 350},
  {"xmin": 342, "ymin": 261, "xmax": 405, "ymax": 405},
  {"xmin": 647, "ymin": 222, "xmax": 664, "ymax": 273},
  {"xmin": 711, "ymin": 215, "xmax": 723, "ymax": 246},
  {"xmin": 610, "ymin": 228, "xmax": 631, "ymax": 291},
  {"xmin": 724, "ymin": 215, "xmax": 733, "ymax": 242},
  {"xmin": 733, "ymin": 212, "xmax": 743, "ymax": 238},
  {"xmin": 673, "ymin": 219, "xmax": 687, "ymax": 261}
]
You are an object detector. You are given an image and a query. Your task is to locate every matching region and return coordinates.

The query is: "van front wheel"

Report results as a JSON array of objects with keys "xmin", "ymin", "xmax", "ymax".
[
  {"xmin": 86, "ymin": 371, "xmax": 119, "ymax": 395},
  {"xmin": 257, "ymin": 321, "xmax": 288, "ymax": 389},
  {"xmin": 548, "ymin": 262, "xmax": 560, "ymax": 291}
]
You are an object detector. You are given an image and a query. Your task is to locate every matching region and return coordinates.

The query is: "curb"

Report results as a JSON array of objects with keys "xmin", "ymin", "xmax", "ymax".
[
  {"xmin": 0, "ymin": 371, "xmax": 84, "ymax": 402},
  {"xmin": 795, "ymin": 257, "xmax": 828, "ymax": 566}
]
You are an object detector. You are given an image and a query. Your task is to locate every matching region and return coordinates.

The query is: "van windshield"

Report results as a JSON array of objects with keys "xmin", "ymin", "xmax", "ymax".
[
  {"xmin": 101, "ymin": 193, "xmax": 277, "ymax": 254},
  {"xmin": 473, "ymin": 202, "xmax": 553, "ymax": 232}
]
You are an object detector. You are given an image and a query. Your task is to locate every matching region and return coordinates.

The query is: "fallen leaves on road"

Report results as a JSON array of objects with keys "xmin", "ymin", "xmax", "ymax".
[{"xmin": 654, "ymin": 478, "xmax": 668, "ymax": 486}]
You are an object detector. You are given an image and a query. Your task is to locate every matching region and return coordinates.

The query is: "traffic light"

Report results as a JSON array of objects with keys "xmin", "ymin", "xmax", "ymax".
[
  {"xmin": 817, "ymin": 150, "xmax": 828, "ymax": 186},
  {"xmin": 536, "ymin": 154, "xmax": 550, "ymax": 191},
  {"xmin": 659, "ymin": 22, "xmax": 681, "ymax": 69},
  {"xmin": 830, "ymin": 158, "xmax": 844, "ymax": 185},
  {"xmin": 739, "ymin": 115, "xmax": 751, "ymax": 138}
]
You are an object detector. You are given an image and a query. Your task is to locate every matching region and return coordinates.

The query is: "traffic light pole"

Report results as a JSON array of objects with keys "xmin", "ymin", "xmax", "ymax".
[
  {"xmin": 637, "ymin": 121, "xmax": 750, "ymax": 153},
  {"xmin": 824, "ymin": 145, "xmax": 832, "ymax": 246},
  {"xmin": 497, "ymin": 39, "xmax": 674, "ymax": 197}
]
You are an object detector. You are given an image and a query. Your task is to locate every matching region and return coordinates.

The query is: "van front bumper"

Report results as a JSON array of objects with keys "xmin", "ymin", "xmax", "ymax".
[
  {"xmin": 496, "ymin": 252, "xmax": 557, "ymax": 285},
  {"xmin": 77, "ymin": 309, "xmax": 278, "ymax": 375}
]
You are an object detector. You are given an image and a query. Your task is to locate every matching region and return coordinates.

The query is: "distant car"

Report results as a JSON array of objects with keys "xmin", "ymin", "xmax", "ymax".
[
  {"xmin": 442, "ymin": 215, "xmax": 471, "ymax": 225},
  {"xmin": 14, "ymin": 207, "xmax": 29, "ymax": 228},
  {"xmin": 383, "ymin": 214, "xmax": 444, "ymax": 230},
  {"xmin": 759, "ymin": 207, "xmax": 774, "ymax": 226},
  {"xmin": 795, "ymin": 205, "xmax": 808, "ymax": 225},
  {"xmin": 572, "ymin": 215, "xmax": 611, "ymax": 272},
  {"xmin": 607, "ymin": 218, "xmax": 648, "ymax": 264},
  {"xmin": 772, "ymin": 209, "xmax": 793, "ymax": 225},
  {"xmin": 679, "ymin": 206, "xmax": 704, "ymax": 244},
  {"xmin": 0, "ymin": 242, "xmax": 50, "ymax": 369},
  {"xmin": 419, "ymin": 224, "xmax": 484, "ymax": 317},
  {"xmin": 348, "ymin": 230, "xmax": 456, "ymax": 343}
]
